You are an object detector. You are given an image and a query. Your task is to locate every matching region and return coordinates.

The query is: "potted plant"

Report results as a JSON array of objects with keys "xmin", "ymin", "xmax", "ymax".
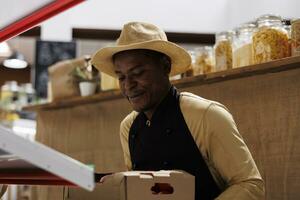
[{"xmin": 70, "ymin": 56, "xmax": 100, "ymax": 97}]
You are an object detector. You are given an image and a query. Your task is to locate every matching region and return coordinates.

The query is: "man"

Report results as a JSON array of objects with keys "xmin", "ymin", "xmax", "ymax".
[{"xmin": 91, "ymin": 22, "xmax": 264, "ymax": 200}]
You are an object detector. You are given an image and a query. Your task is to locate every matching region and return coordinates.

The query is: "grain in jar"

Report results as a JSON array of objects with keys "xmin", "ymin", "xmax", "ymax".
[
  {"xmin": 196, "ymin": 46, "xmax": 214, "ymax": 74},
  {"xmin": 252, "ymin": 14, "xmax": 290, "ymax": 64},
  {"xmin": 185, "ymin": 47, "xmax": 215, "ymax": 76},
  {"xmin": 233, "ymin": 23, "xmax": 256, "ymax": 68},
  {"xmin": 291, "ymin": 19, "xmax": 300, "ymax": 56},
  {"xmin": 214, "ymin": 31, "xmax": 233, "ymax": 71},
  {"xmin": 194, "ymin": 46, "xmax": 214, "ymax": 74},
  {"xmin": 184, "ymin": 50, "xmax": 196, "ymax": 77}
]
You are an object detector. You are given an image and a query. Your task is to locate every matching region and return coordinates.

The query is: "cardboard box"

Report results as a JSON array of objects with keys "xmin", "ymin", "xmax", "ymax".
[{"xmin": 67, "ymin": 170, "xmax": 194, "ymax": 200}]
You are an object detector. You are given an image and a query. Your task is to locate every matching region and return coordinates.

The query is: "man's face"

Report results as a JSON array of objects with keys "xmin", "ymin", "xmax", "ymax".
[{"xmin": 113, "ymin": 50, "xmax": 170, "ymax": 113}]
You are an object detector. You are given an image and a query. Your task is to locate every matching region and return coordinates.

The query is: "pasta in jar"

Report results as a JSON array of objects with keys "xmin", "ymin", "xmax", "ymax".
[
  {"xmin": 252, "ymin": 14, "xmax": 290, "ymax": 64},
  {"xmin": 291, "ymin": 19, "xmax": 300, "ymax": 56},
  {"xmin": 214, "ymin": 31, "xmax": 233, "ymax": 71}
]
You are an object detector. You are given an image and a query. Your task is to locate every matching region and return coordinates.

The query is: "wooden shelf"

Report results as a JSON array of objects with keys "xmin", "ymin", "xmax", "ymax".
[
  {"xmin": 24, "ymin": 56, "xmax": 300, "ymax": 111},
  {"xmin": 24, "ymin": 89, "xmax": 123, "ymax": 111}
]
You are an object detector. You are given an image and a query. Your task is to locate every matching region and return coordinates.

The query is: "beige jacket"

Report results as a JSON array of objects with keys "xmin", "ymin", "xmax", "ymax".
[{"xmin": 120, "ymin": 92, "xmax": 265, "ymax": 199}]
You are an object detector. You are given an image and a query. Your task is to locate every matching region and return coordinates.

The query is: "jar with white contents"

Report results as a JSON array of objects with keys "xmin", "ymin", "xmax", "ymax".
[{"xmin": 233, "ymin": 23, "xmax": 256, "ymax": 68}]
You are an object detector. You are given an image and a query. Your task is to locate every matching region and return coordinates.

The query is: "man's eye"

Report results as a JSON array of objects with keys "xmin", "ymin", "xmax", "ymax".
[{"xmin": 118, "ymin": 76, "xmax": 125, "ymax": 81}]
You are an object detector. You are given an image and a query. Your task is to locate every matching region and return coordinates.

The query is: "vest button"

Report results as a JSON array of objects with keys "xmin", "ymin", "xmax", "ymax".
[
  {"xmin": 131, "ymin": 134, "xmax": 136, "ymax": 139},
  {"xmin": 165, "ymin": 128, "xmax": 172, "ymax": 135}
]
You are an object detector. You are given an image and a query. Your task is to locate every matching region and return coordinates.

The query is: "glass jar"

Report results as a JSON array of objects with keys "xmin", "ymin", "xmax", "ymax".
[
  {"xmin": 284, "ymin": 24, "xmax": 292, "ymax": 57},
  {"xmin": 183, "ymin": 50, "xmax": 196, "ymax": 77},
  {"xmin": 0, "ymin": 81, "xmax": 19, "ymax": 111},
  {"xmin": 18, "ymin": 83, "xmax": 36, "ymax": 107},
  {"xmin": 252, "ymin": 14, "xmax": 290, "ymax": 64},
  {"xmin": 233, "ymin": 23, "xmax": 256, "ymax": 68},
  {"xmin": 186, "ymin": 46, "xmax": 214, "ymax": 77},
  {"xmin": 282, "ymin": 19, "xmax": 292, "ymax": 57},
  {"xmin": 291, "ymin": 18, "xmax": 300, "ymax": 56},
  {"xmin": 194, "ymin": 46, "xmax": 214, "ymax": 74},
  {"xmin": 1, "ymin": 81, "xmax": 18, "ymax": 101},
  {"xmin": 214, "ymin": 31, "xmax": 233, "ymax": 71},
  {"xmin": 185, "ymin": 47, "xmax": 214, "ymax": 76}
]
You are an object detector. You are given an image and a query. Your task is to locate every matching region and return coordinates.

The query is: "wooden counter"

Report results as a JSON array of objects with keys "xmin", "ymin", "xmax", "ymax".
[{"xmin": 26, "ymin": 56, "xmax": 300, "ymax": 200}]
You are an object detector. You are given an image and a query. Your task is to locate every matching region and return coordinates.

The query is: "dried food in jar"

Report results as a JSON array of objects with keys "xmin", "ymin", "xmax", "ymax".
[
  {"xmin": 185, "ymin": 47, "xmax": 214, "ymax": 76},
  {"xmin": 253, "ymin": 28, "xmax": 290, "ymax": 64},
  {"xmin": 253, "ymin": 14, "xmax": 291, "ymax": 63},
  {"xmin": 233, "ymin": 43, "xmax": 253, "ymax": 67},
  {"xmin": 291, "ymin": 19, "xmax": 300, "ymax": 56},
  {"xmin": 215, "ymin": 40, "xmax": 232, "ymax": 70},
  {"xmin": 233, "ymin": 23, "xmax": 256, "ymax": 68},
  {"xmin": 195, "ymin": 52, "xmax": 214, "ymax": 74}
]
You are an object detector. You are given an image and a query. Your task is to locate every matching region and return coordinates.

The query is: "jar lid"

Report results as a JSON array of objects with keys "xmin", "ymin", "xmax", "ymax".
[
  {"xmin": 282, "ymin": 18, "xmax": 291, "ymax": 25},
  {"xmin": 240, "ymin": 23, "xmax": 256, "ymax": 29},
  {"xmin": 216, "ymin": 30, "xmax": 234, "ymax": 40},
  {"xmin": 3, "ymin": 81, "xmax": 19, "ymax": 92},
  {"xmin": 20, "ymin": 83, "xmax": 35, "ymax": 94},
  {"xmin": 194, "ymin": 46, "xmax": 213, "ymax": 52},
  {"xmin": 237, "ymin": 23, "xmax": 256, "ymax": 33},
  {"xmin": 291, "ymin": 18, "xmax": 300, "ymax": 24},
  {"xmin": 256, "ymin": 14, "xmax": 283, "ymax": 27},
  {"xmin": 257, "ymin": 14, "xmax": 282, "ymax": 22}
]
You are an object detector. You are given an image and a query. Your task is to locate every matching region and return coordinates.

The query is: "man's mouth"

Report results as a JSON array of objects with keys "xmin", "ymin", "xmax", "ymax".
[{"xmin": 127, "ymin": 92, "xmax": 144, "ymax": 101}]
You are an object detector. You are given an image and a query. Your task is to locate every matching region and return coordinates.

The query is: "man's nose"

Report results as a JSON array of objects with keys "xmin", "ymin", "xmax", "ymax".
[{"xmin": 124, "ymin": 76, "xmax": 136, "ymax": 90}]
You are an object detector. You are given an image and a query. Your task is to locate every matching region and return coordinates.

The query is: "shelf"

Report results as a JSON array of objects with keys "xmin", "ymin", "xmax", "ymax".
[
  {"xmin": 24, "ymin": 89, "xmax": 123, "ymax": 111},
  {"xmin": 24, "ymin": 56, "xmax": 300, "ymax": 111}
]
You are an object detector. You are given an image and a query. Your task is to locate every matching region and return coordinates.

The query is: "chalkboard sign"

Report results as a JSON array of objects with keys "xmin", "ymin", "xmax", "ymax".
[{"xmin": 34, "ymin": 40, "xmax": 76, "ymax": 98}]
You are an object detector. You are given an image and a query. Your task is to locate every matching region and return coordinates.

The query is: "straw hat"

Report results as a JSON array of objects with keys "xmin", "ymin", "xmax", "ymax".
[{"xmin": 91, "ymin": 22, "xmax": 191, "ymax": 78}]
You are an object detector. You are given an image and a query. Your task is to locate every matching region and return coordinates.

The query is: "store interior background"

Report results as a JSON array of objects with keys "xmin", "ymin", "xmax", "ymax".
[
  {"xmin": 1, "ymin": 0, "xmax": 300, "ymax": 199},
  {"xmin": 2, "ymin": 0, "xmax": 299, "ymax": 123},
  {"xmin": 1, "ymin": 0, "xmax": 298, "ymax": 95},
  {"xmin": 3, "ymin": 0, "xmax": 300, "ymax": 67}
]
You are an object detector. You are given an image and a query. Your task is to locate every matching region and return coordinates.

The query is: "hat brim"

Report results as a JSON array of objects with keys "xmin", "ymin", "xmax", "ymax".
[{"xmin": 91, "ymin": 40, "xmax": 191, "ymax": 78}]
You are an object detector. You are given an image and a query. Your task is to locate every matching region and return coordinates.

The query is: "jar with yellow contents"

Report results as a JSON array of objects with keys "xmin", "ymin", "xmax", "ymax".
[
  {"xmin": 233, "ymin": 23, "xmax": 256, "ymax": 68},
  {"xmin": 291, "ymin": 18, "xmax": 300, "ymax": 56},
  {"xmin": 252, "ymin": 14, "xmax": 290, "ymax": 64},
  {"xmin": 214, "ymin": 31, "xmax": 234, "ymax": 71}
]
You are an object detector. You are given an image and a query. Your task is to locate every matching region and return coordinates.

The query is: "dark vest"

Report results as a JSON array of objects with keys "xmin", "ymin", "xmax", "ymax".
[{"xmin": 128, "ymin": 87, "xmax": 221, "ymax": 200}]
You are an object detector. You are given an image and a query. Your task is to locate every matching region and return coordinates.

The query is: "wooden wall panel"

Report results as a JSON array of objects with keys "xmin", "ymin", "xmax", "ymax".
[
  {"xmin": 32, "ymin": 98, "xmax": 132, "ymax": 199},
  {"xmin": 181, "ymin": 68, "xmax": 300, "ymax": 200},
  {"xmin": 36, "ymin": 98, "xmax": 132, "ymax": 172}
]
